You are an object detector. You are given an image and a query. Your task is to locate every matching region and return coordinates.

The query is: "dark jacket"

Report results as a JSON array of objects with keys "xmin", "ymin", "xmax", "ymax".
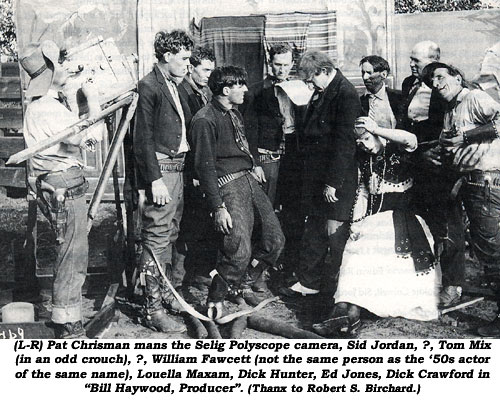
[
  {"xmin": 299, "ymin": 69, "xmax": 361, "ymax": 220},
  {"xmin": 178, "ymin": 77, "xmax": 212, "ymax": 117},
  {"xmin": 360, "ymin": 87, "xmax": 405, "ymax": 126},
  {"xmin": 401, "ymin": 75, "xmax": 458, "ymax": 189},
  {"xmin": 134, "ymin": 65, "xmax": 192, "ymax": 188},
  {"xmin": 190, "ymin": 99, "xmax": 257, "ymax": 210},
  {"xmin": 242, "ymin": 76, "xmax": 288, "ymax": 152},
  {"xmin": 178, "ymin": 77, "xmax": 212, "ymax": 182},
  {"xmin": 242, "ymin": 77, "xmax": 305, "ymax": 151},
  {"xmin": 401, "ymin": 74, "xmax": 446, "ymax": 143}
]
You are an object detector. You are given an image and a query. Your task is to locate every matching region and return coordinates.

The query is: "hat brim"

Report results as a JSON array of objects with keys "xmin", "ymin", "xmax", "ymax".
[
  {"xmin": 422, "ymin": 62, "xmax": 453, "ymax": 88},
  {"xmin": 25, "ymin": 66, "xmax": 54, "ymax": 98},
  {"xmin": 25, "ymin": 40, "xmax": 60, "ymax": 98}
]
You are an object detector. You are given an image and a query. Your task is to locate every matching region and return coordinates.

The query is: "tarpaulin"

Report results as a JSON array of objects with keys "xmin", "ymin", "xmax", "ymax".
[{"xmin": 199, "ymin": 16, "xmax": 266, "ymax": 86}]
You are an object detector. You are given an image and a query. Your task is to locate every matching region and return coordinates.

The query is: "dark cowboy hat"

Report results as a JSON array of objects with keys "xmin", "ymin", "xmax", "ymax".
[
  {"xmin": 422, "ymin": 61, "xmax": 465, "ymax": 88},
  {"xmin": 19, "ymin": 40, "xmax": 60, "ymax": 98}
]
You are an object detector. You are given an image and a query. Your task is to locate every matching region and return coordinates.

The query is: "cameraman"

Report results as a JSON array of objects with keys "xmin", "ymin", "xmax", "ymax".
[{"xmin": 21, "ymin": 40, "xmax": 104, "ymax": 339}]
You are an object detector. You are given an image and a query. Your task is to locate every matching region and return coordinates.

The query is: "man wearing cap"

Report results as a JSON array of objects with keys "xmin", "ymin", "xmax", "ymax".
[
  {"xmin": 429, "ymin": 62, "xmax": 500, "ymax": 337},
  {"xmin": 21, "ymin": 40, "xmax": 104, "ymax": 338},
  {"xmin": 402, "ymin": 41, "xmax": 466, "ymax": 308},
  {"xmin": 133, "ymin": 30, "xmax": 193, "ymax": 333}
]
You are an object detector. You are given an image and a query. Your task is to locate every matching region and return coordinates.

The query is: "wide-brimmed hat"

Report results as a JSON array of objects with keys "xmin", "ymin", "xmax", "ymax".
[
  {"xmin": 422, "ymin": 61, "xmax": 465, "ymax": 88},
  {"xmin": 20, "ymin": 40, "xmax": 60, "ymax": 98}
]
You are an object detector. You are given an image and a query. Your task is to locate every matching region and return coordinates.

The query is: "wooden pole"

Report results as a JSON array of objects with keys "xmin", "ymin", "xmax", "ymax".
[
  {"xmin": 6, "ymin": 94, "xmax": 135, "ymax": 165},
  {"xmin": 87, "ymin": 93, "xmax": 139, "ymax": 232}
]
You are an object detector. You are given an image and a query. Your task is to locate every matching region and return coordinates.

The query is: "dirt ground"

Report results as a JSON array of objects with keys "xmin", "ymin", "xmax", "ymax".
[{"xmin": 0, "ymin": 192, "xmax": 497, "ymax": 339}]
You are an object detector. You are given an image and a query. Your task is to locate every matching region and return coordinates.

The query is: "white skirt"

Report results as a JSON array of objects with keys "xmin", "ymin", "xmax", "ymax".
[{"xmin": 334, "ymin": 210, "xmax": 440, "ymax": 321}]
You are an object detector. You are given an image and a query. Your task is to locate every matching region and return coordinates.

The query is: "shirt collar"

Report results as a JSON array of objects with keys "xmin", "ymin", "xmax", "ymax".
[
  {"xmin": 212, "ymin": 97, "xmax": 232, "ymax": 115},
  {"xmin": 456, "ymin": 87, "xmax": 469, "ymax": 104},
  {"xmin": 365, "ymin": 83, "xmax": 386, "ymax": 100},
  {"xmin": 185, "ymin": 74, "xmax": 203, "ymax": 94},
  {"xmin": 157, "ymin": 64, "xmax": 178, "ymax": 85},
  {"xmin": 448, "ymin": 87, "xmax": 470, "ymax": 110}
]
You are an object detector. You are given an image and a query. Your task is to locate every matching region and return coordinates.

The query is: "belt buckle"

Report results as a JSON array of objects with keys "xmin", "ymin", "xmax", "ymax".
[{"xmin": 270, "ymin": 153, "xmax": 280, "ymax": 161}]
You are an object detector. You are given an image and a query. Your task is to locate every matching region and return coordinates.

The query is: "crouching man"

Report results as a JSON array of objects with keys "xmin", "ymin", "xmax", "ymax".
[
  {"xmin": 190, "ymin": 66, "xmax": 285, "ymax": 316},
  {"xmin": 20, "ymin": 40, "xmax": 104, "ymax": 338}
]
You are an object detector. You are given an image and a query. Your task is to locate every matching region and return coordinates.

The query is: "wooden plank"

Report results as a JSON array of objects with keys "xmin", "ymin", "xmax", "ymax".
[
  {"xmin": 84, "ymin": 302, "xmax": 117, "ymax": 339},
  {"xmin": 0, "ymin": 166, "xmax": 26, "ymax": 187},
  {"xmin": 0, "ymin": 77, "xmax": 21, "ymax": 99},
  {"xmin": 100, "ymin": 283, "xmax": 119, "ymax": 309},
  {"xmin": 0, "ymin": 322, "xmax": 55, "ymax": 339},
  {"xmin": 0, "ymin": 107, "xmax": 23, "ymax": 129},
  {"xmin": 462, "ymin": 285, "xmax": 496, "ymax": 298},
  {"xmin": 0, "ymin": 137, "xmax": 24, "ymax": 158}
]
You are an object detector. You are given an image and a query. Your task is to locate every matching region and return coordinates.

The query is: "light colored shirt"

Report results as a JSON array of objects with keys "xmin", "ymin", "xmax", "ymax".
[
  {"xmin": 407, "ymin": 81, "xmax": 432, "ymax": 122},
  {"xmin": 23, "ymin": 89, "xmax": 92, "ymax": 172},
  {"xmin": 443, "ymin": 88, "xmax": 500, "ymax": 171},
  {"xmin": 156, "ymin": 68, "xmax": 189, "ymax": 160},
  {"xmin": 366, "ymin": 83, "xmax": 397, "ymax": 130},
  {"xmin": 274, "ymin": 85, "xmax": 295, "ymax": 135}
]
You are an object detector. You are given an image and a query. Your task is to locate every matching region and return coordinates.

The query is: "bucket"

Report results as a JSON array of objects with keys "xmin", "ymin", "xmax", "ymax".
[{"xmin": 1, "ymin": 302, "xmax": 35, "ymax": 323}]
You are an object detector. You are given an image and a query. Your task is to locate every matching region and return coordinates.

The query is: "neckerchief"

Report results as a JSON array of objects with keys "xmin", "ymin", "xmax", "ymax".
[{"xmin": 227, "ymin": 108, "xmax": 253, "ymax": 165}]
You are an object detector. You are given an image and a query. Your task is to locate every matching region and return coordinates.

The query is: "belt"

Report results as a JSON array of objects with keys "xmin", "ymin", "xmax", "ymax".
[
  {"xmin": 158, "ymin": 156, "xmax": 185, "ymax": 173},
  {"xmin": 450, "ymin": 170, "xmax": 500, "ymax": 200},
  {"xmin": 36, "ymin": 175, "xmax": 88, "ymax": 199},
  {"xmin": 258, "ymin": 147, "xmax": 284, "ymax": 155},
  {"xmin": 466, "ymin": 170, "xmax": 500, "ymax": 188},
  {"xmin": 259, "ymin": 153, "xmax": 281, "ymax": 163},
  {"xmin": 218, "ymin": 170, "xmax": 249, "ymax": 188},
  {"xmin": 258, "ymin": 147, "xmax": 283, "ymax": 163}
]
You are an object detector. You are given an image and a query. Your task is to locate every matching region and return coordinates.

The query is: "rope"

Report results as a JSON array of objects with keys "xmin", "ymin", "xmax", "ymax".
[{"xmin": 143, "ymin": 245, "xmax": 277, "ymax": 324}]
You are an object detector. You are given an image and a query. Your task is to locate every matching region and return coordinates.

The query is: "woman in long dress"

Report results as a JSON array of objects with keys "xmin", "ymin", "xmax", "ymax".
[{"xmin": 313, "ymin": 117, "xmax": 440, "ymax": 337}]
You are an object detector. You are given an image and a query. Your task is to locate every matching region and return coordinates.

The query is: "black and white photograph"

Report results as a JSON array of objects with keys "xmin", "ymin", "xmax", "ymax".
[{"xmin": 0, "ymin": 0, "xmax": 500, "ymax": 397}]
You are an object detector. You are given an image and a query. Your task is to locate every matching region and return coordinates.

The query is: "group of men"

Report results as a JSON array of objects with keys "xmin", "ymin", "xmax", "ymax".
[{"xmin": 20, "ymin": 27, "xmax": 500, "ymax": 338}]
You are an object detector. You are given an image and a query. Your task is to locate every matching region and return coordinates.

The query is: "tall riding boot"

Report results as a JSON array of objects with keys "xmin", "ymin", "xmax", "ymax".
[
  {"xmin": 141, "ymin": 258, "xmax": 186, "ymax": 333},
  {"xmin": 159, "ymin": 262, "xmax": 183, "ymax": 315}
]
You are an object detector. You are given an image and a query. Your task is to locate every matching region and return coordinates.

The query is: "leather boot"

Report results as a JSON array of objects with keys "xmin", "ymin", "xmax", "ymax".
[
  {"xmin": 142, "ymin": 259, "xmax": 186, "ymax": 333},
  {"xmin": 159, "ymin": 263, "xmax": 184, "ymax": 315},
  {"xmin": 477, "ymin": 314, "xmax": 500, "ymax": 338},
  {"xmin": 312, "ymin": 302, "xmax": 361, "ymax": 338}
]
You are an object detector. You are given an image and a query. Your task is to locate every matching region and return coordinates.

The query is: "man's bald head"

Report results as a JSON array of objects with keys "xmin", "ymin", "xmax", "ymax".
[{"xmin": 410, "ymin": 40, "xmax": 440, "ymax": 78}]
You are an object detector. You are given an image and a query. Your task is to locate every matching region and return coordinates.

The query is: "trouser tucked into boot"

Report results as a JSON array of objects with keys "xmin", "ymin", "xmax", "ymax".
[{"xmin": 140, "ymin": 255, "xmax": 185, "ymax": 333}]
